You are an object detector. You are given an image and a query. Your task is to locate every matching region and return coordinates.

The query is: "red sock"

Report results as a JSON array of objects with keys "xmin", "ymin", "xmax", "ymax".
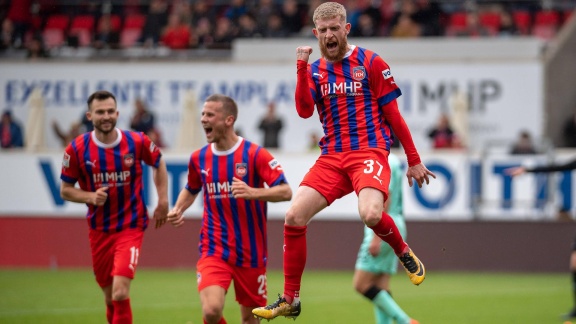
[
  {"xmin": 283, "ymin": 224, "xmax": 307, "ymax": 304},
  {"xmin": 106, "ymin": 304, "xmax": 114, "ymax": 323},
  {"xmin": 203, "ymin": 318, "xmax": 227, "ymax": 324},
  {"xmin": 112, "ymin": 299, "xmax": 132, "ymax": 324},
  {"xmin": 368, "ymin": 212, "xmax": 408, "ymax": 256}
]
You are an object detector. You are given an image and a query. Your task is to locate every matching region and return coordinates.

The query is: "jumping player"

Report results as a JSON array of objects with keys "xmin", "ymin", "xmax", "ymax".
[{"xmin": 253, "ymin": 2, "xmax": 435, "ymax": 320}]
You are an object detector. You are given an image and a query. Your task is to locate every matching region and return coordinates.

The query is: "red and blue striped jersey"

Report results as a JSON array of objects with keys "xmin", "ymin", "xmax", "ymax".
[
  {"xmin": 306, "ymin": 46, "xmax": 402, "ymax": 154},
  {"xmin": 185, "ymin": 137, "xmax": 288, "ymax": 268},
  {"xmin": 60, "ymin": 128, "xmax": 162, "ymax": 233}
]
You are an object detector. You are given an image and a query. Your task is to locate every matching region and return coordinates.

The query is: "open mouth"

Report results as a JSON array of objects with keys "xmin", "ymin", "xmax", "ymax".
[
  {"xmin": 203, "ymin": 126, "xmax": 213, "ymax": 136},
  {"xmin": 327, "ymin": 41, "xmax": 338, "ymax": 50}
]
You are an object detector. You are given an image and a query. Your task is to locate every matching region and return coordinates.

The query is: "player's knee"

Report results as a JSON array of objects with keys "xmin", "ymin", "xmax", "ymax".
[
  {"xmin": 202, "ymin": 305, "xmax": 223, "ymax": 323},
  {"xmin": 359, "ymin": 205, "xmax": 381, "ymax": 226},
  {"xmin": 285, "ymin": 208, "xmax": 307, "ymax": 226},
  {"xmin": 111, "ymin": 287, "xmax": 129, "ymax": 301}
]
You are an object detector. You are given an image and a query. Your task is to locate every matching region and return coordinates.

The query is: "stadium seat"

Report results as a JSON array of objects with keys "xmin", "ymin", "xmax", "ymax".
[
  {"xmin": 123, "ymin": 14, "xmax": 146, "ymax": 30},
  {"xmin": 42, "ymin": 15, "xmax": 70, "ymax": 48},
  {"xmin": 120, "ymin": 29, "xmax": 142, "ymax": 48},
  {"xmin": 532, "ymin": 10, "xmax": 560, "ymax": 40},
  {"xmin": 42, "ymin": 28, "xmax": 66, "ymax": 48},
  {"xmin": 479, "ymin": 12, "xmax": 501, "ymax": 33},
  {"xmin": 44, "ymin": 15, "xmax": 70, "ymax": 31},
  {"xmin": 534, "ymin": 10, "xmax": 560, "ymax": 26},
  {"xmin": 512, "ymin": 10, "xmax": 532, "ymax": 35},
  {"xmin": 69, "ymin": 15, "xmax": 95, "ymax": 47},
  {"xmin": 448, "ymin": 12, "xmax": 468, "ymax": 28}
]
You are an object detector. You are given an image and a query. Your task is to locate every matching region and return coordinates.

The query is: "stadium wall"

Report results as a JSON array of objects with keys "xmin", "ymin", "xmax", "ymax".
[{"xmin": 1, "ymin": 217, "xmax": 575, "ymax": 272}]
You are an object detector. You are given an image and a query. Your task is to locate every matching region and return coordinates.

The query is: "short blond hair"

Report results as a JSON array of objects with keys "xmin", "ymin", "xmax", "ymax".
[{"xmin": 312, "ymin": 2, "xmax": 347, "ymax": 24}]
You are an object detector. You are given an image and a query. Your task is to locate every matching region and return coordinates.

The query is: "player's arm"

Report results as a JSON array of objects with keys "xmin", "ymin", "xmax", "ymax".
[
  {"xmin": 295, "ymin": 46, "xmax": 315, "ymax": 119},
  {"xmin": 506, "ymin": 158, "xmax": 576, "ymax": 176},
  {"xmin": 60, "ymin": 181, "xmax": 109, "ymax": 206},
  {"xmin": 167, "ymin": 187, "xmax": 198, "ymax": 227},
  {"xmin": 231, "ymin": 177, "xmax": 292, "ymax": 202},
  {"xmin": 151, "ymin": 158, "xmax": 169, "ymax": 229},
  {"xmin": 383, "ymin": 100, "xmax": 436, "ymax": 188}
]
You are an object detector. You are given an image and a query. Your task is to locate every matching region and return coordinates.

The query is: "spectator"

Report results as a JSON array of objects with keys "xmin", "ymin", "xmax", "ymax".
[
  {"xmin": 224, "ymin": 0, "xmax": 248, "ymax": 24},
  {"xmin": 258, "ymin": 102, "xmax": 283, "ymax": 149},
  {"xmin": 390, "ymin": 13, "xmax": 421, "ymax": 38},
  {"xmin": 52, "ymin": 120, "xmax": 82, "ymax": 147},
  {"xmin": 455, "ymin": 11, "xmax": 492, "ymax": 37},
  {"xmin": 498, "ymin": 10, "xmax": 519, "ymax": 36},
  {"xmin": 209, "ymin": 17, "xmax": 236, "ymax": 50},
  {"xmin": 351, "ymin": 13, "xmax": 379, "ymax": 37},
  {"xmin": 26, "ymin": 35, "xmax": 49, "ymax": 59},
  {"xmin": 564, "ymin": 112, "xmax": 576, "ymax": 147},
  {"xmin": 93, "ymin": 14, "xmax": 120, "ymax": 50},
  {"xmin": 263, "ymin": 13, "xmax": 288, "ymax": 38},
  {"xmin": 0, "ymin": 18, "xmax": 14, "ymax": 50},
  {"xmin": 413, "ymin": 0, "xmax": 443, "ymax": 36},
  {"xmin": 141, "ymin": 0, "xmax": 169, "ymax": 48},
  {"xmin": 253, "ymin": 0, "xmax": 279, "ymax": 32},
  {"xmin": 307, "ymin": 132, "xmax": 320, "ymax": 152},
  {"xmin": 191, "ymin": 17, "xmax": 213, "ymax": 49},
  {"xmin": 280, "ymin": 0, "xmax": 303, "ymax": 36},
  {"xmin": 0, "ymin": 110, "xmax": 24, "ymax": 148},
  {"xmin": 161, "ymin": 13, "xmax": 192, "ymax": 49},
  {"xmin": 510, "ymin": 130, "xmax": 537, "ymax": 155},
  {"xmin": 6, "ymin": 0, "xmax": 32, "ymax": 48},
  {"xmin": 130, "ymin": 98, "xmax": 156, "ymax": 134},
  {"xmin": 428, "ymin": 114, "xmax": 458, "ymax": 149},
  {"xmin": 388, "ymin": 0, "xmax": 421, "ymax": 37},
  {"xmin": 236, "ymin": 13, "xmax": 261, "ymax": 38},
  {"xmin": 80, "ymin": 113, "xmax": 94, "ymax": 133}
]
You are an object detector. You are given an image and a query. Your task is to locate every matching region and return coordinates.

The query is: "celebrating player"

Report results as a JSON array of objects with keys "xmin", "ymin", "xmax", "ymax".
[
  {"xmin": 60, "ymin": 90, "xmax": 169, "ymax": 324},
  {"xmin": 253, "ymin": 2, "xmax": 435, "ymax": 320},
  {"xmin": 167, "ymin": 94, "xmax": 292, "ymax": 324}
]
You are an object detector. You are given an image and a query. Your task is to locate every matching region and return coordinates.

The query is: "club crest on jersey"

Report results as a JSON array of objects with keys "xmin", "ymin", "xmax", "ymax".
[
  {"xmin": 62, "ymin": 152, "xmax": 70, "ymax": 168},
  {"xmin": 382, "ymin": 68, "xmax": 392, "ymax": 79},
  {"xmin": 124, "ymin": 154, "xmax": 135, "ymax": 167},
  {"xmin": 236, "ymin": 163, "xmax": 247, "ymax": 177},
  {"xmin": 353, "ymin": 66, "xmax": 366, "ymax": 81}
]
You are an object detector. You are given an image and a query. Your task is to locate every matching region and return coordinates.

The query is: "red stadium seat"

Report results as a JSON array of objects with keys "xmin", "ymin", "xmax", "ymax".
[
  {"xmin": 123, "ymin": 14, "xmax": 146, "ymax": 30},
  {"xmin": 44, "ymin": 15, "xmax": 70, "ymax": 31},
  {"xmin": 512, "ymin": 10, "xmax": 532, "ymax": 35},
  {"xmin": 479, "ymin": 12, "xmax": 501, "ymax": 32},
  {"xmin": 120, "ymin": 29, "xmax": 142, "ymax": 48},
  {"xmin": 42, "ymin": 28, "xmax": 66, "ymax": 48},
  {"xmin": 449, "ymin": 12, "xmax": 468, "ymax": 28},
  {"xmin": 43, "ymin": 15, "xmax": 69, "ymax": 48},
  {"xmin": 534, "ymin": 10, "xmax": 560, "ymax": 26},
  {"xmin": 70, "ymin": 15, "xmax": 95, "ymax": 32}
]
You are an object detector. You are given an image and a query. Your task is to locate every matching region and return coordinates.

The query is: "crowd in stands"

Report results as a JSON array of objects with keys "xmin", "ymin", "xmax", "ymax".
[{"xmin": 0, "ymin": 0, "xmax": 574, "ymax": 57}]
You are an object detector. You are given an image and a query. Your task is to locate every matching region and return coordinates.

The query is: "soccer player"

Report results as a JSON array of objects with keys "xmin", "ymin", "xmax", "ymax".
[
  {"xmin": 166, "ymin": 94, "xmax": 292, "ymax": 324},
  {"xmin": 252, "ymin": 2, "xmax": 435, "ymax": 320},
  {"xmin": 60, "ymin": 90, "xmax": 169, "ymax": 324},
  {"xmin": 354, "ymin": 153, "xmax": 419, "ymax": 324},
  {"xmin": 506, "ymin": 159, "xmax": 576, "ymax": 320}
]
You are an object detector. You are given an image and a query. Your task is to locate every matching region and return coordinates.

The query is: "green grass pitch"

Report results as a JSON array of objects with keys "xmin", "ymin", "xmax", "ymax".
[{"xmin": 0, "ymin": 269, "xmax": 572, "ymax": 324}]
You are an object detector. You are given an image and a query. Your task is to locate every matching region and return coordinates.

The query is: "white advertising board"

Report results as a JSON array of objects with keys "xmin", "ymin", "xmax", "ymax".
[
  {"xmin": 0, "ymin": 61, "xmax": 542, "ymax": 154},
  {"xmin": 1, "ymin": 151, "xmax": 575, "ymax": 221}
]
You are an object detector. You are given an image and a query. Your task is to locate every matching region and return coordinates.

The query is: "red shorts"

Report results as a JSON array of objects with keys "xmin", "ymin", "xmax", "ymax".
[
  {"xmin": 301, "ymin": 148, "xmax": 391, "ymax": 205},
  {"xmin": 196, "ymin": 256, "xmax": 267, "ymax": 307},
  {"xmin": 89, "ymin": 228, "xmax": 144, "ymax": 288}
]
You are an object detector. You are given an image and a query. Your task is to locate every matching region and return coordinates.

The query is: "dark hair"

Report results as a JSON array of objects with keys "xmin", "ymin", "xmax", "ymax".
[
  {"xmin": 87, "ymin": 90, "xmax": 117, "ymax": 110},
  {"xmin": 205, "ymin": 94, "xmax": 238, "ymax": 121}
]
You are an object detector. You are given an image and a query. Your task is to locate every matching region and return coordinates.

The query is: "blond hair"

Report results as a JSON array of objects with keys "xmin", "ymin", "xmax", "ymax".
[{"xmin": 312, "ymin": 2, "xmax": 347, "ymax": 24}]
